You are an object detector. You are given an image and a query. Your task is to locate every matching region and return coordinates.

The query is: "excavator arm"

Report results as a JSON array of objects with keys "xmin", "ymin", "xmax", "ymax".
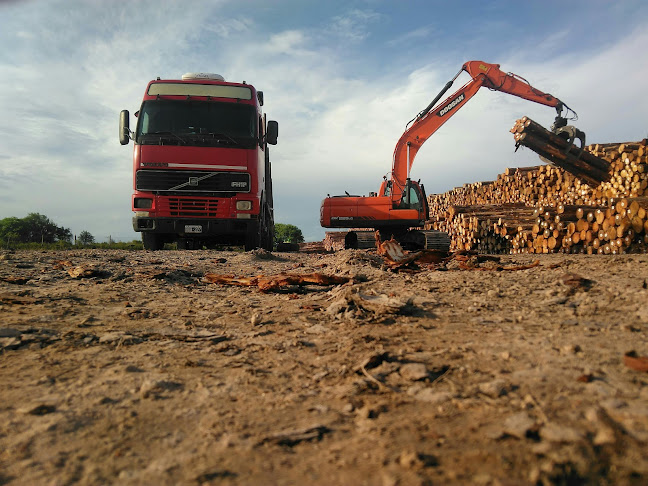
[{"xmin": 389, "ymin": 60, "xmax": 578, "ymax": 203}]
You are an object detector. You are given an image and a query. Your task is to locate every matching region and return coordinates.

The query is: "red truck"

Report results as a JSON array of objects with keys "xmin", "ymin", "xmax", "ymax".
[{"xmin": 120, "ymin": 73, "xmax": 278, "ymax": 250}]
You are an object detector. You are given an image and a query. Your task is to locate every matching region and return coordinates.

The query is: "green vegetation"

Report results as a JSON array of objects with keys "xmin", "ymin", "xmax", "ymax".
[
  {"xmin": 73, "ymin": 241, "xmax": 144, "ymax": 250},
  {"xmin": 78, "ymin": 230, "xmax": 95, "ymax": 245},
  {"xmin": 1, "ymin": 240, "xmax": 144, "ymax": 250},
  {"xmin": 0, "ymin": 213, "xmax": 144, "ymax": 250},
  {"xmin": 274, "ymin": 223, "xmax": 304, "ymax": 246},
  {"xmin": 0, "ymin": 213, "xmax": 71, "ymax": 246},
  {"xmin": 0, "ymin": 214, "xmax": 306, "ymax": 252}
]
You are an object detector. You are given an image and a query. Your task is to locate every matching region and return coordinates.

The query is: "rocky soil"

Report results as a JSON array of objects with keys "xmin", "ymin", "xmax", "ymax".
[{"xmin": 1, "ymin": 248, "xmax": 648, "ymax": 485}]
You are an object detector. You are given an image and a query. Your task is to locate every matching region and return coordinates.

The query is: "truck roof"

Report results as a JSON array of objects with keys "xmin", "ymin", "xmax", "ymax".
[{"xmin": 143, "ymin": 76, "xmax": 261, "ymax": 106}]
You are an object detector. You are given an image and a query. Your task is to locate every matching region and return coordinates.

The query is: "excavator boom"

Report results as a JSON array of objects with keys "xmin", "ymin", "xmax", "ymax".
[{"xmin": 390, "ymin": 61, "xmax": 576, "ymax": 202}]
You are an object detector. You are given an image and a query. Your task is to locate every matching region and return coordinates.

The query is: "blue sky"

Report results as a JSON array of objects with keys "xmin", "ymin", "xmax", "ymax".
[{"xmin": 1, "ymin": 0, "xmax": 647, "ymax": 242}]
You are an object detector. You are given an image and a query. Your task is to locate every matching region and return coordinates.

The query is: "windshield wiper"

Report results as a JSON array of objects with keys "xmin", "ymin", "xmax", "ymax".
[
  {"xmin": 141, "ymin": 131, "xmax": 187, "ymax": 145},
  {"xmin": 200, "ymin": 131, "xmax": 240, "ymax": 146}
]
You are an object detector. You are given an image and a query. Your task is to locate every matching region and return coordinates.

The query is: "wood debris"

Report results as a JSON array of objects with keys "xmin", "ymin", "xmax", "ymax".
[
  {"xmin": 67, "ymin": 264, "xmax": 99, "ymax": 279},
  {"xmin": 50, "ymin": 259, "xmax": 101, "ymax": 279},
  {"xmin": 326, "ymin": 286, "xmax": 411, "ymax": 316},
  {"xmin": 454, "ymin": 254, "xmax": 540, "ymax": 271},
  {"xmin": 376, "ymin": 234, "xmax": 449, "ymax": 269},
  {"xmin": 377, "ymin": 236, "xmax": 416, "ymax": 265},
  {"xmin": 0, "ymin": 276, "xmax": 30, "ymax": 285},
  {"xmin": 258, "ymin": 425, "xmax": 331, "ymax": 447},
  {"xmin": 376, "ymin": 238, "xmax": 538, "ymax": 272},
  {"xmin": 0, "ymin": 293, "xmax": 39, "ymax": 305},
  {"xmin": 560, "ymin": 273, "xmax": 593, "ymax": 291},
  {"xmin": 202, "ymin": 272, "xmax": 351, "ymax": 292},
  {"xmin": 623, "ymin": 351, "xmax": 648, "ymax": 373},
  {"xmin": 52, "ymin": 260, "xmax": 74, "ymax": 269}
]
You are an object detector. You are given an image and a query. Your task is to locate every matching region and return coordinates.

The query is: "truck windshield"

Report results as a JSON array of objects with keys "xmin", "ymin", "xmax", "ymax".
[{"xmin": 136, "ymin": 100, "xmax": 256, "ymax": 147}]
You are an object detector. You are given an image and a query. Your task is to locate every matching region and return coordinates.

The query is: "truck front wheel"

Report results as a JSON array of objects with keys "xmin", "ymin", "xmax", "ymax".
[
  {"xmin": 142, "ymin": 232, "xmax": 164, "ymax": 251},
  {"xmin": 244, "ymin": 230, "xmax": 260, "ymax": 252},
  {"xmin": 245, "ymin": 198, "xmax": 272, "ymax": 252},
  {"xmin": 260, "ymin": 204, "xmax": 274, "ymax": 251},
  {"xmin": 177, "ymin": 238, "xmax": 196, "ymax": 250}
]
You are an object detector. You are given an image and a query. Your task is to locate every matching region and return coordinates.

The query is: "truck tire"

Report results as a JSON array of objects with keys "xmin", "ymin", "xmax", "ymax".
[
  {"xmin": 177, "ymin": 238, "xmax": 193, "ymax": 250},
  {"xmin": 142, "ymin": 232, "xmax": 164, "ymax": 251},
  {"xmin": 260, "ymin": 204, "xmax": 274, "ymax": 251},
  {"xmin": 244, "ymin": 231, "xmax": 260, "ymax": 251},
  {"xmin": 263, "ymin": 153, "xmax": 275, "ymax": 251},
  {"xmin": 245, "ymin": 196, "xmax": 272, "ymax": 252}
]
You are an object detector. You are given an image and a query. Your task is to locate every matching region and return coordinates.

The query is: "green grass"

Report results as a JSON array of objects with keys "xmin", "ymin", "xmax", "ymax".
[{"xmin": 1, "ymin": 241, "xmax": 145, "ymax": 251}]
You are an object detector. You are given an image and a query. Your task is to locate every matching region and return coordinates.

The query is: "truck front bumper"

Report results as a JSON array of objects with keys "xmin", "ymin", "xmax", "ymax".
[{"xmin": 133, "ymin": 216, "xmax": 259, "ymax": 241}]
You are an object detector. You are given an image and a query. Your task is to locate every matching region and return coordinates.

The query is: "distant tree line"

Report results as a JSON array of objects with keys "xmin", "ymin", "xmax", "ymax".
[
  {"xmin": 77, "ymin": 230, "xmax": 95, "ymax": 245},
  {"xmin": 0, "ymin": 214, "xmax": 307, "ymax": 251},
  {"xmin": 0, "ymin": 213, "xmax": 72, "ymax": 245},
  {"xmin": 274, "ymin": 223, "xmax": 304, "ymax": 245}
]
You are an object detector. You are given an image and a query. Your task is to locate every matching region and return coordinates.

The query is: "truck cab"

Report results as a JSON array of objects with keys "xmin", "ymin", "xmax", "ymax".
[{"xmin": 120, "ymin": 73, "xmax": 278, "ymax": 250}]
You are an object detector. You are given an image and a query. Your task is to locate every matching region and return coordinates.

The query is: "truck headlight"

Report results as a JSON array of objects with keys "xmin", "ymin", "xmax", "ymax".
[
  {"xmin": 134, "ymin": 197, "xmax": 153, "ymax": 209},
  {"xmin": 236, "ymin": 201, "xmax": 252, "ymax": 211}
]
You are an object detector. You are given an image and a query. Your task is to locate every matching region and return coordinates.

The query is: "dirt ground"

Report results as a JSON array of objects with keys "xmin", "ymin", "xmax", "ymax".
[{"xmin": 1, "ymin": 248, "xmax": 647, "ymax": 485}]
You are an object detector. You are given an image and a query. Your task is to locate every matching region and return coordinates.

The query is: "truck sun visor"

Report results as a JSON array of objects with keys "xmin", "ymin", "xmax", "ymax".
[{"xmin": 147, "ymin": 83, "xmax": 252, "ymax": 100}]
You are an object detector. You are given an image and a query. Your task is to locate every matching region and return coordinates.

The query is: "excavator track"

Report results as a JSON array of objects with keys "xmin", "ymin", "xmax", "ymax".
[
  {"xmin": 421, "ymin": 230, "xmax": 451, "ymax": 251},
  {"xmin": 343, "ymin": 229, "xmax": 451, "ymax": 252},
  {"xmin": 344, "ymin": 231, "xmax": 377, "ymax": 250},
  {"xmin": 397, "ymin": 229, "xmax": 451, "ymax": 251}
]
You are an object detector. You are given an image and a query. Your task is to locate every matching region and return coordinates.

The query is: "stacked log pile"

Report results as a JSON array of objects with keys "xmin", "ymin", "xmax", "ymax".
[
  {"xmin": 323, "ymin": 232, "xmax": 348, "ymax": 252},
  {"xmin": 299, "ymin": 241, "xmax": 328, "ymax": 253},
  {"xmin": 426, "ymin": 131, "xmax": 648, "ymax": 254},
  {"xmin": 436, "ymin": 203, "xmax": 533, "ymax": 253},
  {"xmin": 589, "ymin": 142, "xmax": 648, "ymax": 200}
]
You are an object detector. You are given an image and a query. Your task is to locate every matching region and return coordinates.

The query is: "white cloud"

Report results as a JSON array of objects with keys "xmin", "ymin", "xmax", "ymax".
[
  {"xmin": 386, "ymin": 26, "xmax": 431, "ymax": 47},
  {"xmin": 265, "ymin": 30, "xmax": 310, "ymax": 56},
  {"xmin": 328, "ymin": 9, "xmax": 382, "ymax": 42},
  {"xmin": 204, "ymin": 17, "xmax": 253, "ymax": 38}
]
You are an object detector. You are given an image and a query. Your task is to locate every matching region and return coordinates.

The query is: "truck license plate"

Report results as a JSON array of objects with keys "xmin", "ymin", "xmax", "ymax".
[{"xmin": 184, "ymin": 225, "xmax": 203, "ymax": 234}]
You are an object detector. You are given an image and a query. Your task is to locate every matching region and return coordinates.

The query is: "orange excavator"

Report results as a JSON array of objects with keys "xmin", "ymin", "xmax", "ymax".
[{"xmin": 320, "ymin": 60, "xmax": 584, "ymax": 250}]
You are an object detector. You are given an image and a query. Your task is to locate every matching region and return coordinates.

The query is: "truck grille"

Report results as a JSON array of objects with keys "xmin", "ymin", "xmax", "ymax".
[
  {"xmin": 136, "ymin": 170, "xmax": 250, "ymax": 193},
  {"xmin": 158, "ymin": 197, "xmax": 228, "ymax": 218}
]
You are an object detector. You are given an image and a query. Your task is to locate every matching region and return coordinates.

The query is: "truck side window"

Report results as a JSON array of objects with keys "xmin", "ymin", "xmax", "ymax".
[
  {"xmin": 259, "ymin": 116, "xmax": 264, "ymax": 148},
  {"xmin": 141, "ymin": 111, "xmax": 153, "ymax": 134}
]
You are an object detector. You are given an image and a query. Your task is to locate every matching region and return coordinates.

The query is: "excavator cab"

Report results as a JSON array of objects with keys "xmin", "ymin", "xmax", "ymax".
[
  {"xmin": 383, "ymin": 178, "xmax": 425, "ymax": 211},
  {"xmin": 396, "ymin": 179, "xmax": 428, "ymax": 225},
  {"xmin": 398, "ymin": 180, "xmax": 423, "ymax": 210}
]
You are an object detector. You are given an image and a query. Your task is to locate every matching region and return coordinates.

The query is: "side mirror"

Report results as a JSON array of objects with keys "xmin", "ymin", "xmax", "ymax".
[
  {"xmin": 266, "ymin": 120, "xmax": 278, "ymax": 145},
  {"xmin": 119, "ymin": 110, "xmax": 131, "ymax": 145},
  {"xmin": 257, "ymin": 91, "xmax": 264, "ymax": 106}
]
